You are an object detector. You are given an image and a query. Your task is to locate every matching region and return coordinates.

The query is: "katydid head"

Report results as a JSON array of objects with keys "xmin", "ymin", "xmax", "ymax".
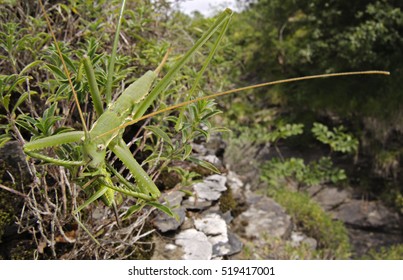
[{"xmin": 82, "ymin": 138, "xmax": 107, "ymax": 169}]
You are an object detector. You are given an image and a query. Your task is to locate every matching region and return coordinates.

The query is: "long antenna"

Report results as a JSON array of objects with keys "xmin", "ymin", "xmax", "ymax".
[
  {"xmin": 95, "ymin": 70, "xmax": 390, "ymax": 140},
  {"xmin": 39, "ymin": 0, "xmax": 88, "ymax": 134}
]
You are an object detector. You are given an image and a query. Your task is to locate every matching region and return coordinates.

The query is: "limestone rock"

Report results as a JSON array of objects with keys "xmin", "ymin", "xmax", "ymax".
[
  {"xmin": 153, "ymin": 191, "xmax": 186, "ymax": 232},
  {"xmin": 183, "ymin": 196, "xmax": 212, "ymax": 210},
  {"xmin": 290, "ymin": 231, "xmax": 317, "ymax": 250},
  {"xmin": 175, "ymin": 229, "xmax": 212, "ymax": 260},
  {"xmin": 195, "ymin": 213, "xmax": 228, "ymax": 249},
  {"xmin": 333, "ymin": 200, "xmax": 400, "ymax": 229},
  {"xmin": 226, "ymin": 171, "xmax": 245, "ymax": 199},
  {"xmin": 154, "ymin": 207, "xmax": 186, "ymax": 232},
  {"xmin": 233, "ymin": 194, "xmax": 292, "ymax": 240},
  {"xmin": 212, "ymin": 231, "xmax": 243, "ymax": 258},
  {"xmin": 310, "ymin": 186, "xmax": 351, "ymax": 210},
  {"xmin": 202, "ymin": 155, "xmax": 222, "ymax": 167},
  {"xmin": 193, "ymin": 174, "xmax": 227, "ymax": 201},
  {"xmin": 194, "ymin": 213, "xmax": 242, "ymax": 258},
  {"xmin": 195, "ymin": 213, "xmax": 227, "ymax": 238}
]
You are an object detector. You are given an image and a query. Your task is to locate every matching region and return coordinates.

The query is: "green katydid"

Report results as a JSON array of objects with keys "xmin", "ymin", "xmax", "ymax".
[
  {"xmin": 23, "ymin": 0, "xmax": 234, "ymax": 222},
  {"xmin": 23, "ymin": 0, "xmax": 389, "ymax": 241}
]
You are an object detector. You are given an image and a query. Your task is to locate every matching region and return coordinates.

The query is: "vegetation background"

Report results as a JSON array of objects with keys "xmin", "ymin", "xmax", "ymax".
[{"xmin": 0, "ymin": 0, "xmax": 402, "ymax": 259}]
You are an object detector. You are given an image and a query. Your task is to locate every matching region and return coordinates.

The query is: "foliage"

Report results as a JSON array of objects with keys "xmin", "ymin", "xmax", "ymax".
[
  {"xmin": 261, "ymin": 156, "xmax": 347, "ymax": 188},
  {"xmin": 227, "ymin": 2, "xmax": 403, "ymax": 194},
  {"xmin": 268, "ymin": 123, "xmax": 304, "ymax": 143},
  {"xmin": 311, "ymin": 122, "xmax": 359, "ymax": 154},
  {"xmin": 0, "ymin": 73, "xmax": 31, "ymax": 147},
  {"xmin": 260, "ymin": 121, "xmax": 355, "ymax": 189},
  {"xmin": 364, "ymin": 244, "xmax": 403, "ymax": 260},
  {"xmin": 271, "ymin": 188, "xmax": 351, "ymax": 259},
  {"xmin": 236, "ymin": 0, "xmax": 402, "ymax": 79},
  {"xmin": 0, "ymin": 0, "xmax": 237, "ymax": 258}
]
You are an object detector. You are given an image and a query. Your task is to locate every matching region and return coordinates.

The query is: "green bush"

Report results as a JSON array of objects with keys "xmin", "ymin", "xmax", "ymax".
[
  {"xmin": 312, "ymin": 122, "xmax": 359, "ymax": 154},
  {"xmin": 261, "ymin": 156, "xmax": 347, "ymax": 188}
]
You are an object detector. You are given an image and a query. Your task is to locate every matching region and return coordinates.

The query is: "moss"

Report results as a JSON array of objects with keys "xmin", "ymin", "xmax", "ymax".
[
  {"xmin": 272, "ymin": 188, "xmax": 351, "ymax": 259},
  {"xmin": 364, "ymin": 244, "xmax": 403, "ymax": 260},
  {"xmin": 219, "ymin": 186, "xmax": 237, "ymax": 214},
  {"xmin": 239, "ymin": 235, "xmax": 322, "ymax": 260}
]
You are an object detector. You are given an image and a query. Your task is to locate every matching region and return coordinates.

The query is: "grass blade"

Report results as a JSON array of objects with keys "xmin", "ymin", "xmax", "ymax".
[{"xmin": 105, "ymin": 0, "xmax": 127, "ymax": 104}]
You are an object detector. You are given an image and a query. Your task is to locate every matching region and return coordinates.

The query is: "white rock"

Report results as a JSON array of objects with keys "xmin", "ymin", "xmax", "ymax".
[
  {"xmin": 195, "ymin": 213, "xmax": 228, "ymax": 245},
  {"xmin": 193, "ymin": 174, "xmax": 227, "ymax": 201},
  {"xmin": 175, "ymin": 229, "xmax": 212, "ymax": 260}
]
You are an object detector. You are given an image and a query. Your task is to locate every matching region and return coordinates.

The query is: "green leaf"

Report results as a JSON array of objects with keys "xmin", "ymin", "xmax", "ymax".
[
  {"xmin": 145, "ymin": 125, "xmax": 173, "ymax": 149},
  {"xmin": 20, "ymin": 60, "xmax": 43, "ymax": 75},
  {"xmin": 12, "ymin": 91, "xmax": 32, "ymax": 114},
  {"xmin": 122, "ymin": 203, "xmax": 145, "ymax": 220},
  {"xmin": 146, "ymin": 201, "xmax": 179, "ymax": 221},
  {"xmin": 182, "ymin": 144, "xmax": 193, "ymax": 160},
  {"xmin": 188, "ymin": 156, "xmax": 220, "ymax": 174},
  {"xmin": 0, "ymin": 134, "xmax": 12, "ymax": 149},
  {"xmin": 44, "ymin": 63, "xmax": 67, "ymax": 79}
]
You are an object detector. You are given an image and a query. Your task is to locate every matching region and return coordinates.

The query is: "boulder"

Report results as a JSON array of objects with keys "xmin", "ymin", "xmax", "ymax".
[
  {"xmin": 309, "ymin": 186, "xmax": 351, "ymax": 211},
  {"xmin": 333, "ymin": 200, "xmax": 400, "ymax": 229}
]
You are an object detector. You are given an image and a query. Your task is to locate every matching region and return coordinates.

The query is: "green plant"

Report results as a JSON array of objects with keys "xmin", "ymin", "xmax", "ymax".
[
  {"xmin": 1, "ymin": 0, "xmax": 389, "ymax": 259},
  {"xmin": 364, "ymin": 244, "xmax": 403, "ymax": 260},
  {"xmin": 261, "ymin": 156, "xmax": 346, "ymax": 188},
  {"xmin": 260, "ymin": 122, "xmax": 349, "ymax": 189},
  {"xmin": 23, "ymin": 1, "xmax": 234, "ymax": 233},
  {"xmin": 272, "ymin": 188, "xmax": 351, "ymax": 259},
  {"xmin": 311, "ymin": 122, "xmax": 359, "ymax": 154},
  {"xmin": 0, "ymin": 73, "xmax": 33, "ymax": 148}
]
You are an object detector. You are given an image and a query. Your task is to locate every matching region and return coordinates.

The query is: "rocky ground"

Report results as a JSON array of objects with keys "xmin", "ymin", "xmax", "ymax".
[
  {"xmin": 0, "ymin": 137, "xmax": 402, "ymax": 259},
  {"xmin": 151, "ymin": 136, "xmax": 403, "ymax": 259}
]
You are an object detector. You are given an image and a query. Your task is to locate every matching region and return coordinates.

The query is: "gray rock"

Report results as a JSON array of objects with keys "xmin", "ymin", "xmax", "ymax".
[
  {"xmin": 195, "ymin": 213, "xmax": 227, "ymax": 234},
  {"xmin": 163, "ymin": 191, "xmax": 185, "ymax": 205},
  {"xmin": 290, "ymin": 231, "xmax": 317, "ymax": 250},
  {"xmin": 333, "ymin": 200, "xmax": 400, "ymax": 229},
  {"xmin": 234, "ymin": 194, "xmax": 292, "ymax": 240},
  {"xmin": 153, "ymin": 191, "xmax": 186, "ymax": 232},
  {"xmin": 221, "ymin": 210, "xmax": 234, "ymax": 224},
  {"xmin": 193, "ymin": 174, "xmax": 227, "ymax": 201},
  {"xmin": 304, "ymin": 185, "xmax": 324, "ymax": 197},
  {"xmin": 0, "ymin": 140, "xmax": 32, "ymax": 184},
  {"xmin": 183, "ymin": 196, "xmax": 213, "ymax": 210},
  {"xmin": 154, "ymin": 207, "xmax": 186, "ymax": 232},
  {"xmin": 226, "ymin": 171, "xmax": 244, "ymax": 199},
  {"xmin": 310, "ymin": 186, "xmax": 351, "ymax": 210},
  {"xmin": 194, "ymin": 213, "xmax": 243, "ymax": 258},
  {"xmin": 175, "ymin": 229, "xmax": 212, "ymax": 260},
  {"xmin": 191, "ymin": 143, "xmax": 208, "ymax": 155},
  {"xmin": 195, "ymin": 213, "xmax": 228, "ymax": 245},
  {"xmin": 212, "ymin": 231, "xmax": 243, "ymax": 257},
  {"xmin": 204, "ymin": 133, "xmax": 226, "ymax": 155},
  {"xmin": 200, "ymin": 154, "xmax": 223, "ymax": 169}
]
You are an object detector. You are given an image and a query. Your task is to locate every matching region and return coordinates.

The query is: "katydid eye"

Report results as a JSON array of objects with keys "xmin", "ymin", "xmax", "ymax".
[{"xmin": 97, "ymin": 144, "xmax": 105, "ymax": 151}]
